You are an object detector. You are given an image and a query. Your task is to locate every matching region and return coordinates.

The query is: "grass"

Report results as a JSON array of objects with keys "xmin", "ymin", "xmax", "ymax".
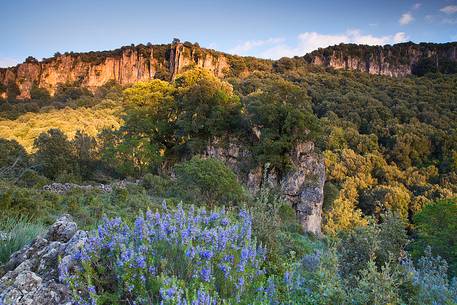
[{"xmin": 0, "ymin": 216, "xmax": 45, "ymax": 264}]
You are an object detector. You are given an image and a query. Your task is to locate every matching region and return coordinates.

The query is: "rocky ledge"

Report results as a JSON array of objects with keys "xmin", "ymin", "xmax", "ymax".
[
  {"xmin": 205, "ymin": 139, "xmax": 325, "ymax": 236},
  {"xmin": 0, "ymin": 215, "xmax": 86, "ymax": 305}
]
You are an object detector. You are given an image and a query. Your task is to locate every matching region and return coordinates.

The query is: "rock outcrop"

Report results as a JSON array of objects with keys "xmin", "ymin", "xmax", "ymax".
[
  {"xmin": 3, "ymin": 41, "xmax": 457, "ymax": 100},
  {"xmin": 204, "ymin": 139, "xmax": 325, "ymax": 235},
  {"xmin": 0, "ymin": 41, "xmax": 230, "ymax": 99},
  {"xmin": 0, "ymin": 215, "xmax": 86, "ymax": 305},
  {"xmin": 304, "ymin": 42, "xmax": 457, "ymax": 77}
]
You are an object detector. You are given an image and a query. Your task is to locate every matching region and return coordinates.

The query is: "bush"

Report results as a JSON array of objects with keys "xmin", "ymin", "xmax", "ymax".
[
  {"xmin": 60, "ymin": 205, "xmax": 271, "ymax": 304},
  {"xmin": 173, "ymin": 157, "xmax": 247, "ymax": 207},
  {"xmin": 403, "ymin": 247, "xmax": 457, "ymax": 304},
  {"xmin": 337, "ymin": 213, "xmax": 408, "ymax": 280},
  {"xmin": 15, "ymin": 169, "xmax": 49, "ymax": 188},
  {"xmin": 411, "ymin": 198, "xmax": 457, "ymax": 277},
  {"xmin": 142, "ymin": 173, "xmax": 172, "ymax": 197},
  {"xmin": 277, "ymin": 248, "xmax": 348, "ymax": 304},
  {"xmin": 0, "ymin": 181, "xmax": 60, "ymax": 223},
  {"xmin": 0, "ymin": 216, "xmax": 45, "ymax": 264}
]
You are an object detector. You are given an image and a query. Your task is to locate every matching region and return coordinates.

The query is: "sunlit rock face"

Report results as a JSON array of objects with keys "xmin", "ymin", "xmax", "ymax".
[
  {"xmin": 2, "ymin": 41, "xmax": 456, "ymax": 100},
  {"xmin": 204, "ymin": 138, "xmax": 325, "ymax": 236},
  {"xmin": 0, "ymin": 41, "xmax": 230, "ymax": 99}
]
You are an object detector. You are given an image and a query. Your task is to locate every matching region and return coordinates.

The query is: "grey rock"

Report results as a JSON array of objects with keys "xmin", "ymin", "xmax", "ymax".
[
  {"xmin": 45, "ymin": 215, "xmax": 77, "ymax": 243},
  {"xmin": 204, "ymin": 138, "xmax": 326, "ymax": 235},
  {"xmin": 0, "ymin": 215, "xmax": 86, "ymax": 305},
  {"xmin": 42, "ymin": 180, "xmax": 139, "ymax": 195}
]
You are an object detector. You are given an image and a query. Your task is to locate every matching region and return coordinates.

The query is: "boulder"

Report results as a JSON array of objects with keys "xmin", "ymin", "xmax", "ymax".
[{"xmin": 0, "ymin": 215, "xmax": 87, "ymax": 305}]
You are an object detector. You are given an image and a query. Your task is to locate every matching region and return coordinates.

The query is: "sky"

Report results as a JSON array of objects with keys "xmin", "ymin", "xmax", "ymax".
[{"xmin": 1, "ymin": 0, "xmax": 457, "ymax": 67}]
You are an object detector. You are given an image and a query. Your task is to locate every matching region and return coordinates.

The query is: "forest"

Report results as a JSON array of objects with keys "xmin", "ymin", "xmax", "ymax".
[{"xmin": 0, "ymin": 58, "xmax": 456, "ymax": 304}]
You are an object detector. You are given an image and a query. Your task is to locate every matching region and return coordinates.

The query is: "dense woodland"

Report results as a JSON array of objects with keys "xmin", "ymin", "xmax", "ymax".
[{"xmin": 0, "ymin": 53, "xmax": 457, "ymax": 304}]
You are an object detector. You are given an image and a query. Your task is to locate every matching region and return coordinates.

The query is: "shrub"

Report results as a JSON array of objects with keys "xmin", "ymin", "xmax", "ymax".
[
  {"xmin": 0, "ymin": 216, "xmax": 45, "ymax": 264},
  {"xmin": 15, "ymin": 169, "xmax": 49, "ymax": 188},
  {"xmin": 403, "ymin": 247, "xmax": 457, "ymax": 304},
  {"xmin": 411, "ymin": 198, "xmax": 457, "ymax": 277},
  {"xmin": 349, "ymin": 260, "xmax": 404, "ymax": 305},
  {"xmin": 173, "ymin": 157, "xmax": 247, "ymax": 207},
  {"xmin": 278, "ymin": 248, "xmax": 348, "ymax": 304},
  {"xmin": 59, "ymin": 205, "xmax": 271, "ymax": 304},
  {"xmin": 337, "ymin": 212, "xmax": 408, "ymax": 280},
  {"xmin": 142, "ymin": 173, "xmax": 172, "ymax": 197},
  {"xmin": 0, "ymin": 181, "xmax": 60, "ymax": 223},
  {"xmin": 250, "ymin": 187, "xmax": 319, "ymax": 276}
]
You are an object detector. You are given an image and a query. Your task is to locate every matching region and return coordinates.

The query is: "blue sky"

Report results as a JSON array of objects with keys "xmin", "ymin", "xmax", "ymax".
[{"xmin": 1, "ymin": 0, "xmax": 456, "ymax": 67}]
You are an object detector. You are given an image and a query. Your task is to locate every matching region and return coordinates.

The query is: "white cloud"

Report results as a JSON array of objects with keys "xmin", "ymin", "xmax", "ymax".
[
  {"xmin": 399, "ymin": 12, "xmax": 414, "ymax": 25},
  {"xmin": 440, "ymin": 5, "xmax": 457, "ymax": 14},
  {"xmin": 229, "ymin": 37, "xmax": 284, "ymax": 54},
  {"xmin": 393, "ymin": 32, "xmax": 408, "ymax": 43},
  {"xmin": 0, "ymin": 57, "xmax": 19, "ymax": 68},
  {"xmin": 255, "ymin": 30, "xmax": 409, "ymax": 59},
  {"xmin": 298, "ymin": 32, "xmax": 349, "ymax": 51}
]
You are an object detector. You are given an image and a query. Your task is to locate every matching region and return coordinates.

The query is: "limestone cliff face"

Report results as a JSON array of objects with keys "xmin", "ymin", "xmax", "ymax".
[
  {"xmin": 0, "ymin": 42, "xmax": 230, "ymax": 99},
  {"xmin": 3, "ymin": 41, "xmax": 457, "ymax": 99},
  {"xmin": 204, "ymin": 138, "xmax": 325, "ymax": 236},
  {"xmin": 304, "ymin": 42, "xmax": 457, "ymax": 77}
]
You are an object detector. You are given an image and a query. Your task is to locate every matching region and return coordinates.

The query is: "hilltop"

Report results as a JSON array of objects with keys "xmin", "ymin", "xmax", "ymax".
[{"xmin": 1, "ymin": 40, "xmax": 456, "ymax": 100}]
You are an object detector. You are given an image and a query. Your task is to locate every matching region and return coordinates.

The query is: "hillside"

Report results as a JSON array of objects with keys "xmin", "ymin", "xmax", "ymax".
[
  {"xmin": 0, "ymin": 40, "xmax": 272, "ymax": 99},
  {"xmin": 1, "ymin": 41, "xmax": 457, "ymax": 101},
  {"xmin": 304, "ymin": 42, "xmax": 457, "ymax": 76},
  {"xmin": 1, "ymin": 41, "xmax": 457, "ymax": 304},
  {"xmin": 0, "ymin": 106, "xmax": 121, "ymax": 151}
]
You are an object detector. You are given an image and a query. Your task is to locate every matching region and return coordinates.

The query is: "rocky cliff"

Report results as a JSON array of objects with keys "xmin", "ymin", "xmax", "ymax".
[
  {"xmin": 304, "ymin": 42, "xmax": 457, "ymax": 77},
  {"xmin": 204, "ymin": 138, "xmax": 325, "ymax": 236},
  {"xmin": 0, "ymin": 41, "xmax": 231, "ymax": 99},
  {"xmin": 2, "ymin": 41, "xmax": 457, "ymax": 100}
]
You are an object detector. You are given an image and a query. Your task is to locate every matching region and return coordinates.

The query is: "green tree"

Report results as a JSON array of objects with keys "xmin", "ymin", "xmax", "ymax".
[
  {"xmin": 99, "ymin": 129, "xmax": 162, "ymax": 178},
  {"xmin": 245, "ymin": 78, "xmax": 320, "ymax": 171},
  {"xmin": 71, "ymin": 131, "xmax": 97, "ymax": 180},
  {"xmin": 173, "ymin": 73, "xmax": 242, "ymax": 157},
  {"xmin": 411, "ymin": 198, "xmax": 457, "ymax": 277},
  {"xmin": 338, "ymin": 213, "xmax": 408, "ymax": 280},
  {"xmin": 173, "ymin": 157, "xmax": 247, "ymax": 207},
  {"xmin": 350, "ymin": 259, "xmax": 404, "ymax": 305},
  {"xmin": 33, "ymin": 129, "xmax": 76, "ymax": 180},
  {"xmin": 0, "ymin": 139, "xmax": 28, "ymax": 169},
  {"xmin": 0, "ymin": 139, "xmax": 29, "ymax": 180}
]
